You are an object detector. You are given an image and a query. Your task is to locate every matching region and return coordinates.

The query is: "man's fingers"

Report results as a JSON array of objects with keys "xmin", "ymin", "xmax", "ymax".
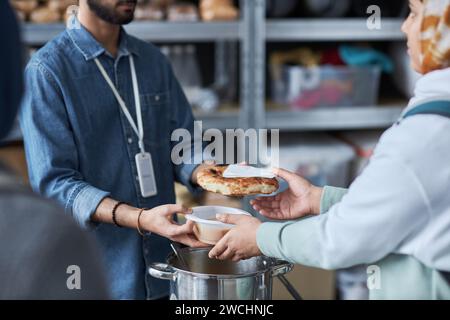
[
  {"xmin": 167, "ymin": 222, "xmax": 193, "ymax": 237},
  {"xmin": 184, "ymin": 220, "xmax": 196, "ymax": 230},
  {"xmin": 176, "ymin": 235, "xmax": 207, "ymax": 248},
  {"xmin": 162, "ymin": 204, "xmax": 192, "ymax": 216}
]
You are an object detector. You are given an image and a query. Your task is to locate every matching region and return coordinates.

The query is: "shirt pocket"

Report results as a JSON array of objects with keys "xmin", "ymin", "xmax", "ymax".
[{"xmin": 140, "ymin": 91, "xmax": 171, "ymax": 147}]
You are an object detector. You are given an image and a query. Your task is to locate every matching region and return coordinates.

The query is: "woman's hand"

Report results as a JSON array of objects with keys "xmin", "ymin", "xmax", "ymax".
[
  {"xmin": 208, "ymin": 214, "xmax": 262, "ymax": 262},
  {"xmin": 251, "ymin": 168, "xmax": 323, "ymax": 221},
  {"xmin": 140, "ymin": 204, "xmax": 205, "ymax": 247}
]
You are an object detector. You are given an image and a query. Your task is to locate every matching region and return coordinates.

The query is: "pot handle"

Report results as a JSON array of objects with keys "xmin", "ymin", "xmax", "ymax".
[
  {"xmin": 149, "ymin": 263, "xmax": 177, "ymax": 281},
  {"xmin": 272, "ymin": 261, "xmax": 293, "ymax": 277}
]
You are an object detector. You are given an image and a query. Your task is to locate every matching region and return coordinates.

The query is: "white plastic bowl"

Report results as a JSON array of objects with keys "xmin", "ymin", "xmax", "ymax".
[{"xmin": 186, "ymin": 206, "xmax": 251, "ymax": 245}]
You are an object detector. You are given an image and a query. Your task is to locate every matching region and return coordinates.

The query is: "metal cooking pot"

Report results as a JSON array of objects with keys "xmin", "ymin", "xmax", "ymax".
[{"xmin": 149, "ymin": 247, "xmax": 293, "ymax": 300}]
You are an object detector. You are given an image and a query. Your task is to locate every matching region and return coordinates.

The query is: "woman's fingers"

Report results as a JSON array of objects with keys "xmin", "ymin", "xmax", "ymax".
[
  {"xmin": 258, "ymin": 209, "xmax": 285, "ymax": 220},
  {"xmin": 216, "ymin": 247, "xmax": 234, "ymax": 260},
  {"xmin": 251, "ymin": 198, "xmax": 280, "ymax": 209},
  {"xmin": 251, "ymin": 201, "xmax": 280, "ymax": 215},
  {"xmin": 209, "ymin": 238, "xmax": 228, "ymax": 259},
  {"xmin": 272, "ymin": 167, "xmax": 299, "ymax": 184},
  {"xmin": 262, "ymin": 199, "xmax": 280, "ymax": 209}
]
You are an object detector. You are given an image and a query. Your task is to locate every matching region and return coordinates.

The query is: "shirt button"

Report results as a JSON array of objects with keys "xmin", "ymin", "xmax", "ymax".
[
  {"xmin": 128, "ymin": 137, "xmax": 133, "ymax": 144},
  {"xmin": 155, "ymin": 95, "xmax": 160, "ymax": 102}
]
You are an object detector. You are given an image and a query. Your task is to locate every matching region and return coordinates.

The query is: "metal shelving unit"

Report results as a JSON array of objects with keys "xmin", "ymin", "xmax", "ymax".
[
  {"xmin": 193, "ymin": 110, "xmax": 240, "ymax": 130},
  {"xmin": 266, "ymin": 106, "xmax": 403, "ymax": 131},
  {"xmin": 17, "ymin": 0, "xmax": 407, "ymax": 136},
  {"xmin": 20, "ymin": 18, "xmax": 247, "ymax": 132},
  {"xmin": 22, "ymin": 21, "xmax": 241, "ymax": 45},
  {"xmin": 259, "ymin": 9, "xmax": 407, "ymax": 131},
  {"xmin": 266, "ymin": 18, "xmax": 405, "ymax": 42}
]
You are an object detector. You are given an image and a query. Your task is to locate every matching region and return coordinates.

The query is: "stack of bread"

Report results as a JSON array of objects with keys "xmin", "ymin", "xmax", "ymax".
[
  {"xmin": 135, "ymin": 0, "xmax": 166, "ymax": 21},
  {"xmin": 200, "ymin": 0, "xmax": 239, "ymax": 21},
  {"xmin": 10, "ymin": 0, "xmax": 239, "ymax": 23},
  {"xmin": 10, "ymin": 0, "xmax": 78, "ymax": 23}
]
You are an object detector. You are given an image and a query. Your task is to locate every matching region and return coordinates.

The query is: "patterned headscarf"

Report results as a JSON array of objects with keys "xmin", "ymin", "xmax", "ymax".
[{"xmin": 421, "ymin": 0, "xmax": 450, "ymax": 73}]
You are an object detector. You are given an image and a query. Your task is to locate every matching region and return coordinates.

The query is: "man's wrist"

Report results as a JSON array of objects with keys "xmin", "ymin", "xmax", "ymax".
[
  {"xmin": 139, "ymin": 209, "xmax": 154, "ymax": 233},
  {"xmin": 115, "ymin": 204, "xmax": 141, "ymax": 229}
]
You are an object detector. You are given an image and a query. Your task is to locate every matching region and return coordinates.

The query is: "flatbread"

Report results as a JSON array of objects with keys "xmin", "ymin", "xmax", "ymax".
[{"xmin": 197, "ymin": 165, "xmax": 279, "ymax": 196}]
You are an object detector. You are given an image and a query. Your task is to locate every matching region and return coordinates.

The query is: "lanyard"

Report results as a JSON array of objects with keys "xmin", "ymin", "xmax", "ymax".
[{"xmin": 94, "ymin": 55, "xmax": 145, "ymax": 154}]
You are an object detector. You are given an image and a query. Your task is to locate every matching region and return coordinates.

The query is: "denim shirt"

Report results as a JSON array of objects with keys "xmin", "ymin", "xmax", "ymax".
[{"xmin": 20, "ymin": 25, "xmax": 200, "ymax": 299}]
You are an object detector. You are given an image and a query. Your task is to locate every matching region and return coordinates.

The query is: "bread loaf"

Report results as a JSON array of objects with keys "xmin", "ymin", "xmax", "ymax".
[
  {"xmin": 48, "ymin": 0, "xmax": 78, "ymax": 13},
  {"xmin": 10, "ymin": 0, "xmax": 38, "ymax": 15},
  {"xmin": 30, "ymin": 6, "xmax": 61, "ymax": 24},
  {"xmin": 135, "ymin": 3, "xmax": 164, "ymax": 21},
  {"xmin": 200, "ymin": 0, "xmax": 239, "ymax": 21}
]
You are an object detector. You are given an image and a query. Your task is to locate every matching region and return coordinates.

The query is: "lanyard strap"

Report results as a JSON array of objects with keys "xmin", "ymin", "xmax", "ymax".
[{"xmin": 94, "ymin": 55, "xmax": 145, "ymax": 154}]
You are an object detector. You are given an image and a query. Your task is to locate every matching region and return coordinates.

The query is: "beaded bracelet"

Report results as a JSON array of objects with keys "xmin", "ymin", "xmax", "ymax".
[{"xmin": 112, "ymin": 201, "xmax": 126, "ymax": 228}]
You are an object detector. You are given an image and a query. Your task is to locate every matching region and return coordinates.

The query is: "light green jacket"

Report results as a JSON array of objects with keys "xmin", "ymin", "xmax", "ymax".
[{"xmin": 256, "ymin": 186, "xmax": 450, "ymax": 300}]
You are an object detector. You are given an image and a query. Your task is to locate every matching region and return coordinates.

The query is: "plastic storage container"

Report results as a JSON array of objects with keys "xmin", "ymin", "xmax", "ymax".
[{"xmin": 272, "ymin": 65, "xmax": 381, "ymax": 110}]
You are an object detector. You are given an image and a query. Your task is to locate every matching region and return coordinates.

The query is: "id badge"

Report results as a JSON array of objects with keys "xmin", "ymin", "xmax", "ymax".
[{"xmin": 135, "ymin": 152, "xmax": 158, "ymax": 198}]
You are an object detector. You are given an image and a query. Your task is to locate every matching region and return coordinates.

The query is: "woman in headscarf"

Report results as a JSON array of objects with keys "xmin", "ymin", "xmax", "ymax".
[{"xmin": 209, "ymin": 0, "xmax": 450, "ymax": 299}]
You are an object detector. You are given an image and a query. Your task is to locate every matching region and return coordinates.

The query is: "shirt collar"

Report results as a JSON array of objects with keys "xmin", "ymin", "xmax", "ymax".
[{"xmin": 67, "ymin": 20, "xmax": 140, "ymax": 61}]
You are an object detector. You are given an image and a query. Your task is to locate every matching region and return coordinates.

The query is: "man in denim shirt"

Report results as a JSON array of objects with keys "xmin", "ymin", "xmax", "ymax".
[{"xmin": 20, "ymin": 0, "xmax": 207, "ymax": 299}]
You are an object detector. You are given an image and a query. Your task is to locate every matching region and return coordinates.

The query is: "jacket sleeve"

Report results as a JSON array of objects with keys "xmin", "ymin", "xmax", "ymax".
[
  {"xmin": 19, "ymin": 61, "xmax": 110, "ymax": 229},
  {"xmin": 320, "ymin": 186, "xmax": 349, "ymax": 214},
  {"xmin": 256, "ymin": 153, "xmax": 430, "ymax": 270}
]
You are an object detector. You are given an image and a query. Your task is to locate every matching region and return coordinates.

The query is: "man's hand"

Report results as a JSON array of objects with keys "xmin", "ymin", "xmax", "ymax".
[
  {"xmin": 208, "ymin": 214, "xmax": 262, "ymax": 262},
  {"xmin": 251, "ymin": 168, "xmax": 323, "ymax": 221},
  {"xmin": 140, "ymin": 204, "xmax": 205, "ymax": 247}
]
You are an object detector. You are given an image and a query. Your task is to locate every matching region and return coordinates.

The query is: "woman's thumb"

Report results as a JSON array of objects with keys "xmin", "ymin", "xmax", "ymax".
[{"xmin": 272, "ymin": 167, "xmax": 298, "ymax": 184}]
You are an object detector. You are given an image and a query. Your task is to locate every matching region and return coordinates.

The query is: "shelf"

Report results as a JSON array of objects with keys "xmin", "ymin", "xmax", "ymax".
[
  {"xmin": 194, "ymin": 110, "xmax": 240, "ymax": 130},
  {"xmin": 23, "ymin": 18, "xmax": 405, "ymax": 45},
  {"xmin": 0, "ymin": 112, "xmax": 238, "ymax": 145},
  {"xmin": 22, "ymin": 21, "xmax": 241, "ymax": 45},
  {"xmin": 265, "ymin": 106, "xmax": 404, "ymax": 131},
  {"xmin": 126, "ymin": 21, "xmax": 241, "ymax": 42},
  {"xmin": 266, "ymin": 19, "xmax": 405, "ymax": 42}
]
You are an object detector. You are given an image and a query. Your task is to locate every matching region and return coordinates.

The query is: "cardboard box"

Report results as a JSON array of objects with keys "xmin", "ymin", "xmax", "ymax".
[
  {"xmin": 273, "ymin": 265, "xmax": 335, "ymax": 300},
  {"xmin": 0, "ymin": 143, "xmax": 28, "ymax": 183}
]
